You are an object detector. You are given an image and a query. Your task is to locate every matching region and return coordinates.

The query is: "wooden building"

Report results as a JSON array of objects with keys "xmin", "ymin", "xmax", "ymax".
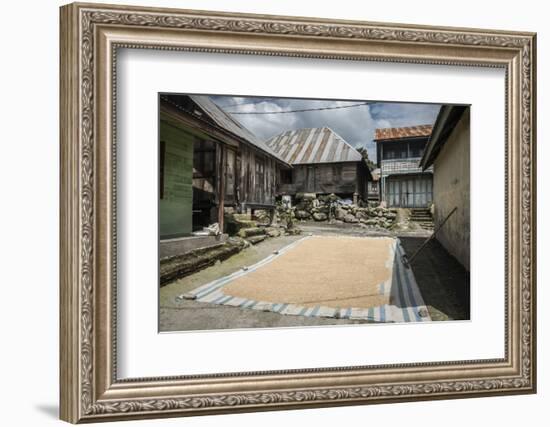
[
  {"xmin": 159, "ymin": 94, "xmax": 290, "ymax": 254},
  {"xmin": 420, "ymin": 106, "xmax": 470, "ymax": 270},
  {"xmin": 374, "ymin": 125, "xmax": 434, "ymax": 208},
  {"xmin": 265, "ymin": 127, "xmax": 372, "ymax": 201}
]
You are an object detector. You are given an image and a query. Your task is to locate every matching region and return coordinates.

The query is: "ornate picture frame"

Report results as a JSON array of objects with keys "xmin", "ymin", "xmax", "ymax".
[{"xmin": 59, "ymin": 2, "xmax": 536, "ymax": 423}]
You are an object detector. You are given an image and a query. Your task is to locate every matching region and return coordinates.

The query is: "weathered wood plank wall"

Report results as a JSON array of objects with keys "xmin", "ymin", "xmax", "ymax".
[
  {"xmin": 278, "ymin": 162, "xmax": 365, "ymax": 198},
  {"xmin": 237, "ymin": 145, "xmax": 280, "ymax": 206}
]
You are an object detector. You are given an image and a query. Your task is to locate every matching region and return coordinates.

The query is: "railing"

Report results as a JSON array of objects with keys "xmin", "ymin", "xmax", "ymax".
[{"xmin": 380, "ymin": 158, "xmax": 432, "ymax": 176}]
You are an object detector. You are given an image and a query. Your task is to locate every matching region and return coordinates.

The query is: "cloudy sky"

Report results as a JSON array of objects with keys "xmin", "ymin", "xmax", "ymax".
[{"xmin": 211, "ymin": 95, "xmax": 441, "ymax": 162}]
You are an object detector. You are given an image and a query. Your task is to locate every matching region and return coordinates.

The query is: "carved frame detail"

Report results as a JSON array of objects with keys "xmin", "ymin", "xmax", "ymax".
[{"xmin": 60, "ymin": 2, "xmax": 536, "ymax": 423}]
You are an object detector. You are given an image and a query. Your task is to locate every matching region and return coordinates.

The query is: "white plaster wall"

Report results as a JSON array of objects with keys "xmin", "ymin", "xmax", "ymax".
[{"xmin": 433, "ymin": 110, "xmax": 471, "ymax": 270}]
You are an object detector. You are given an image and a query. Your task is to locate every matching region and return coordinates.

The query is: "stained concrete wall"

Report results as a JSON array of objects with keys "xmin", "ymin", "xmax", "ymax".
[{"xmin": 432, "ymin": 109, "xmax": 470, "ymax": 271}]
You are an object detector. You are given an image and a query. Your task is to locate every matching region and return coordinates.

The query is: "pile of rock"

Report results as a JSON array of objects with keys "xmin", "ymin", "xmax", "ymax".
[
  {"xmin": 274, "ymin": 200, "xmax": 302, "ymax": 235},
  {"xmin": 293, "ymin": 192, "xmax": 335, "ymax": 222},
  {"xmin": 291, "ymin": 192, "xmax": 397, "ymax": 229},
  {"xmin": 335, "ymin": 204, "xmax": 397, "ymax": 229},
  {"xmin": 224, "ymin": 208, "xmax": 300, "ymax": 246}
]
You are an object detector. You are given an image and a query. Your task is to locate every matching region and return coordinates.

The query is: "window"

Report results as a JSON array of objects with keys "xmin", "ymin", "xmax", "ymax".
[
  {"xmin": 409, "ymin": 141, "xmax": 425, "ymax": 158},
  {"xmin": 280, "ymin": 169, "xmax": 293, "ymax": 184}
]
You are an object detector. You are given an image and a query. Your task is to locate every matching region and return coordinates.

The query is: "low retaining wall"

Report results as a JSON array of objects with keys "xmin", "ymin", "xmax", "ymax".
[{"xmin": 160, "ymin": 234, "xmax": 228, "ymax": 259}]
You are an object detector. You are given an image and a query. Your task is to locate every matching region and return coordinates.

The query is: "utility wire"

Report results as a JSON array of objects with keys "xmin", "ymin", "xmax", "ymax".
[
  {"xmin": 225, "ymin": 102, "xmax": 370, "ymax": 115},
  {"xmin": 218, "ymin": 100, "xmax": 263, "ymax": 108}
]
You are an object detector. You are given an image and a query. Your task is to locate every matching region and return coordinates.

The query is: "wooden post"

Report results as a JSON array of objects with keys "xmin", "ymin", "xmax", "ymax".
[
  {"xmin": 217, "ymin": 144, "xmax": 226, "ymax": 232},
  {"xmin": 355, "ymin": 163, "xmax": 361, "ymax": 203}
]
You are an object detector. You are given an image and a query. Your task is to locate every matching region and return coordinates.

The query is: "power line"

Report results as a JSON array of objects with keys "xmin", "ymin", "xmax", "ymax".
[
  {"xmin": 218, "ymin": 100, "xmax": 263, "ymax": 108},
  {"xmin": 225, "ymin": 102, "xmax": 370, "ymax": 115}
]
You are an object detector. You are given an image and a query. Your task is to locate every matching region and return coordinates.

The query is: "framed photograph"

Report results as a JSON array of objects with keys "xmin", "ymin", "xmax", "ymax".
[{"xmin": 60, "ymin": 2, "xmax": 536, "ymax": 423}]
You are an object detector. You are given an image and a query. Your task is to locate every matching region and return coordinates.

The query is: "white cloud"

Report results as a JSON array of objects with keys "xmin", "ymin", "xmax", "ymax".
[{"xmin": 211, "ymin": 96, "xmax": 441, "ymax": 162}]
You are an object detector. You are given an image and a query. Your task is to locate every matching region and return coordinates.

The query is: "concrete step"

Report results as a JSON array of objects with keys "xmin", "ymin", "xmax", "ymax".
[
  {"xmin": 238, "ymin": 227, "xmax": 266, "ymax": 238},
  {"xmin": 247, "ymin": 235, "xmax": 267, "ymax": 245},
  {"xmin": 225, "ymin": 213, "xmax": 258, "ymax": 235}
]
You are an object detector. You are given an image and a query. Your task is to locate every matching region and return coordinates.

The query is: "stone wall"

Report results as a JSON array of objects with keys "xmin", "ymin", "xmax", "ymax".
[{"xmin": 292, "ymin": 193, "xmax": 397, "ymax": 229}]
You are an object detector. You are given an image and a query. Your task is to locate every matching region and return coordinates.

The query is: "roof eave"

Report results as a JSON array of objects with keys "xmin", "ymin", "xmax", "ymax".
[
  {"xmin": 163, "ymin": 96, "xmax": 291, "ymax": 167},
  {"xmin": 419, "ymin": 105, "xmax": 467, "ymax": 170}
]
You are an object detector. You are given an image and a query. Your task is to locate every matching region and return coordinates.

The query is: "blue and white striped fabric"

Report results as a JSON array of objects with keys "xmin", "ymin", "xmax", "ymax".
[{"xmin": 177, "ymin": 237, "xmax": 431, "ymax": 323}]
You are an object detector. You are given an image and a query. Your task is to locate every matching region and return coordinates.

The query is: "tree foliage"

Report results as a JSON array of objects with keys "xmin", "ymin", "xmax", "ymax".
[{"xmin": 356, "ymin": 146, "xmax": 376, "ymax": 171}]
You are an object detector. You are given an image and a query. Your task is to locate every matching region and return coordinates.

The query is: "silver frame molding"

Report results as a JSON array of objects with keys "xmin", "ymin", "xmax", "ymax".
[{"xmin": 60, "ymin": 2, "xmax": 537, "ymax": 423}]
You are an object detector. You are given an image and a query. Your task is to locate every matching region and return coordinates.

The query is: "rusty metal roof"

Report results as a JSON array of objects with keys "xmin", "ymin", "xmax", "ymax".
[
  {"xmin": 265, "ymin": 127, "xmax": 362, "ymax": 165},
  {"xmin": 374, "ymin": 124, "xmax": 433, "ymax": 141},
  {"xmin": 189, "ymin": 95, "xmax": 288, "ymax": 165}
]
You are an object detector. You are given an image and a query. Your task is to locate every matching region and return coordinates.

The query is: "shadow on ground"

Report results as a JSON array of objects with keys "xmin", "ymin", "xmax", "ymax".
[{"xmin": 398, "ymin": 236, "xmax": 470, "ymax": 321}]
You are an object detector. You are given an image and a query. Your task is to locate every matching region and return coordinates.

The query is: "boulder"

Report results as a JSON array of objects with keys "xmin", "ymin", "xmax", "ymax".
[
  {"xmin": 312, "ymin": 212, "xmax": 328, "ymax": 221},
  {"xmin": 366, "ymin": 208, "xmax": 378, "ymax": 217},
  {"xmin": 265, "ymin": 227, "xmax": 281, "ymax": 238},
  {"xmin": 295, "ymin": 210, "xmax": 310, "ymax": 220},
  {"xmin": 335, "ymin": 207, "xmax": 347, "ymax": 220},
  {"xmin": 295, "ymin": 192, "xmax": 317, "ymax": 201},
  {"xmin": 253, "ymin": 209, "xmax": 272, "ymax": 225},
  {"xmin": 344, "ymin": 214, "xmax": 359, "ymax": 223},
  {"xmin": 238, "ymin": 227, "xmax": 265, "ymax": 238},
  {"xmin": 327, "ymin": 193, "xmax": 340, "ymax": 203},
  {"xmin": 355, "ymin": 210, "xmax": 369, "ymax": 220}
]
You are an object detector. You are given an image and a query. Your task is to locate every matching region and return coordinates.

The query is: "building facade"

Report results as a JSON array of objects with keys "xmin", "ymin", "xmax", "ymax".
[
  {"xmin": 265, "ymin": 127, "xmax": 371, "ymax": 201},
  {"xmin": 420, "ymin": 106, "xmax": 470, "ymax": 270},
  {"xmin": 374, "ymin": 125, "xmax": 434, "ymax": 208},
  {"xmin": 159, "ymin": 95, "xmax": 290, "ymax": 245}
]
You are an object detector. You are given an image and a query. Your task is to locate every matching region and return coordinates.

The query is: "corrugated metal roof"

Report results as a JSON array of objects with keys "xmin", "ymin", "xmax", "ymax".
[
  {"xmin": 265, "ymin": 127, "xmax": 362, "ymax": 165},
  {"xmin": 374, "ymin": 124, "xmax": 433, "ymax": 141},
  {"xmin": 189, "ymin": 95, "xmax": 288, "ymax": 164}
]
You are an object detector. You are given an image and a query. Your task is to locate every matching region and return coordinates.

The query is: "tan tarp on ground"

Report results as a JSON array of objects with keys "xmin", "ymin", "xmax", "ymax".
[{"xmin": 223, "ymin": 236, "xmax": 394, "ymax": 309}]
